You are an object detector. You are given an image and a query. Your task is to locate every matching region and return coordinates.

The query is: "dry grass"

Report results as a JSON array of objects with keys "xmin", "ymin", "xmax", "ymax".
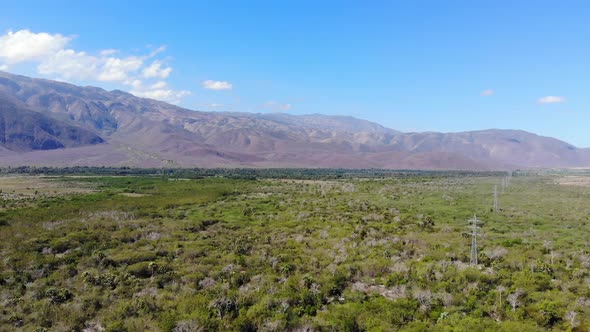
[
  {"xmin": 118, "ymin": 192, "xmax": 148, "ymax": 197},
  {"xmin": 0, "ymin": 175, "xmax": 96, "ymax": 199},
  {"xmin": 555, "ymin": 175, "xmax": 590, "ymax": 187}
]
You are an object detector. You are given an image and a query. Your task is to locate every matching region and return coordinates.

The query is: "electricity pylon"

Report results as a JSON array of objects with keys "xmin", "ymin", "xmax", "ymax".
[
  {"xmin": 468, "ymin": 214, "xmax": 481, "ymax": 265},
  {"xmin": 493, "ymin": 185, "xmax": 499, "ymax": 212}
]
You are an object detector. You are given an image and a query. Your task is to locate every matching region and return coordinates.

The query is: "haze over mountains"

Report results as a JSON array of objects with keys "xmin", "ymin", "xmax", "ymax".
[{"xmin": 0, "ymin": 70, "xmax": 588, "ymax": 170}]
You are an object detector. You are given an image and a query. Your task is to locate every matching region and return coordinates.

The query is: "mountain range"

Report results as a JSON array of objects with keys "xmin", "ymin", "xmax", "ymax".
[{"xmin": 0, "ymin": 70, "xmax": 588, "ymax": 170}]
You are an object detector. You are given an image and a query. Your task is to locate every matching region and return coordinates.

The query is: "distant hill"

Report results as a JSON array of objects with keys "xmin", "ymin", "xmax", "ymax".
[{"xmin": 0, "ymin": 70, "xmax": 588, "ymax": 169}]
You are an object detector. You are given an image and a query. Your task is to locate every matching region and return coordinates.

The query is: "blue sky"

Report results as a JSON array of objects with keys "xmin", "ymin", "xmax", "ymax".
[{"xmin": 1, "ymin": 1, "xmax": 589, "ymax": 146}]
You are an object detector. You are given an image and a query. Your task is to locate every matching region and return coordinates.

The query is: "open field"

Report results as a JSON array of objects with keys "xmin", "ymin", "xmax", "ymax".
[
  {"xmin": 1, "ymin": 171, "xmax": 590, "ymax": 331},
  {"xmin": 0, "ymin": 176, "xmax": 97, "ymax": 207},
  {"xmin": 0, "ymin": 176, "xmax": 96, "ymax": 197}
]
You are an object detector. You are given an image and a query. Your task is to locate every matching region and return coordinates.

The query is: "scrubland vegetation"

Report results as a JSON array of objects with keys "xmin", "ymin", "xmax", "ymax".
[{"xmin": 1, "ymin": 170, "xmax": 590, "ymax": 331}]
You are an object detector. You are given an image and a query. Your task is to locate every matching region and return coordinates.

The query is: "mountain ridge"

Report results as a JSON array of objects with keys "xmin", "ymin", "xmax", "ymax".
[{"xmin": 0, "ymin": 70, "xmax": 588, "ymax": 170}]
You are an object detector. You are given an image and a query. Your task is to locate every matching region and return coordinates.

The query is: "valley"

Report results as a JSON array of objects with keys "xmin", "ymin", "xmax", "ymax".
[{"xmin": 1, "ymin": 170, "xmax": 589, "ymax": 331}]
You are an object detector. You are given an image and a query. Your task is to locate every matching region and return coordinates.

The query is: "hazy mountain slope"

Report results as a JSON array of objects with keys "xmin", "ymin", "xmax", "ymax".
[
  {"xmin": 0, "ymin": 70, "xmax": 588, "ymax": 169},
  {"xmin": 384, "ymin": 130, "xmax": 588, "ymax": 168}
]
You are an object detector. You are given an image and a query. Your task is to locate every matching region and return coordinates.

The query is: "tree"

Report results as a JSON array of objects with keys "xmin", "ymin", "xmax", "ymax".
[
  {"xmin": 507, "ymin": 289, "xmax": 524, "ymax": 312},
  {"xmin": 564, "ymin": 311, "xmax": 579, "ymax": 329}
]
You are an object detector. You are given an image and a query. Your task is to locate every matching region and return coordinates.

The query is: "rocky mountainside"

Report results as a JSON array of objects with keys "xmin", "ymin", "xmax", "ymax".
[
  {"xmin": 0, "ymin": 91, "xmax": 103, "ymax": 152},
  {"xmin": 0, "ymin": 70, "xmax": 588, "ymax": 169}
]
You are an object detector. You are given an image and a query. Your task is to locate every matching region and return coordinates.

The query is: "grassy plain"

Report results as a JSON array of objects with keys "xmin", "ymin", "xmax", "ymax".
[{"xmin": 1, "ymin": 171, "xmax": 590, "ymax": 331}]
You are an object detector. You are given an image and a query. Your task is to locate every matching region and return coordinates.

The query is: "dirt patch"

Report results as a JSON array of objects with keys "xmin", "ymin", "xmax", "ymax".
[
  {"xmin": 555, "ymin": 176, "xmax": 590, "ymax": 187},
  {"xmin": 118, "ymin": 193, "xmax": 148, "ymax": 197},
  {"xmin": 272, "ymin": 179, "xmax": 340, "ymax": 185}
]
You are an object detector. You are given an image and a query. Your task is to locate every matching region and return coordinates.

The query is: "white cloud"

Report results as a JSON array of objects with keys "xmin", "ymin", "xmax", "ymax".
[
  {"xmin": 0, "ymin": 29, "xmax": 71, "ymax": 64},
  {"xmin": 36, "ymin": 48, "xmax": 144, "ymax": 83},
  {"xmin": 148, "ymin": 45, "xmax": 167, "ymax": 57},
  {"xmin": 481, "ymin": 89, "xmax": 494, "ymax": 96},
  {"xmin": 202, "ymin": 80, "xmax": 233, "ymax": 90},
  {"xmin": 39, "ymin": 50, "xmax": 143, "ymax": 83},
  {"xmin": 98, "ymin": 56, "xmax": 143, "ymax": 81},
  {"xmin": 100, "ymin": 49, "xmax": 119, "ymax": 56},
  {"xmin": 262, "ymin": 101, "xmax": 292, "ymax": 112},
  {"xmin": 538, "ymin": 96, "xmax": 566, "ymax": 104},
  {"xmin": 130, "ymin": 80, "xmax": 190, "ymax": 105},
  {"xmin": 142, "ymin": 60, "xmax": 172, "ymax": 79},
  {"xmin": 131, "ymin": 88, "xmax": 190, "ymax": 105},
  {"xmin": 0, "ymin": 29, "xmax": 192, "ymax": 103},
  {"xmin": 150, "ymin": 81, "xmax": 168, "ymax": 89},
  {"xmin": 38, "ymin": 49, "xmax": 100, "ymax": 80}
]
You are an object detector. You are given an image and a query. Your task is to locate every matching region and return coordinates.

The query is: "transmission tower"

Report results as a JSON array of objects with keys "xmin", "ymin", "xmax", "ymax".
[
  {"xmin": 468, "ymin": 214, "xmax": 481, "ymax": 265},
  {"xmin": 493, "ymin": 185, "xmax": 499, "ymax": 212},
  {"xmin": 501, "ymin": 178, "xmax": 506, "ymax": 194}
]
